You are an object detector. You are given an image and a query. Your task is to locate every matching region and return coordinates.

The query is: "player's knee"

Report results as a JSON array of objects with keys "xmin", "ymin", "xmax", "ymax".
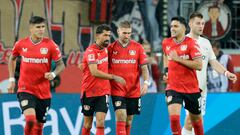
[
  {"xmin": 96, "ymin": 117, "xmax": 105, "ymax": 127},
  {"xmin": 126, "ymin": 119, "xmax": 133, "ymax": 126},
  {"xmin": 116, "ymin": 110, "xmax": 127, "ymax": 121},
  {"xmin": 83, "ymin": 120, "xmax": 92, "ymax": 129}
]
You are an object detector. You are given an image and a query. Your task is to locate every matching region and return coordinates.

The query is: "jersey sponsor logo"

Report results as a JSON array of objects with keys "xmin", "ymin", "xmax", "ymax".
[
  {"xmin": 88, "ymin": 54, "xmax": 95, "ymax": 61},
  {"xmin": 180, "ymin": 45, "xmax": 187, "ymax": 51},
  {"xmin": 129, "ymin": 50, "xmax": 136, "ymax": 55},
  {"xmin": 112, "ymin": 58, "xmax": 136, "ymax": 64},
  {"xmin": 22, "ymin": 56, "xmax": 48, "ymax": 63},
  {"xmin": 40, "ymin": 48, "xmax": 48, "ymax": 54},
  {"xmin": 22, "ymin": 48, "xmax": 27, "ymax": 52},
  {"xmin": 97, "ymin": 57, "xmax": 108, "ymax": 64}
]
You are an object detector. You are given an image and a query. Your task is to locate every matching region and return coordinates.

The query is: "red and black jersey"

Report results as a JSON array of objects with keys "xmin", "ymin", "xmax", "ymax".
[
  {"xmin": 108, "ymin": 40, "xmax": 148, "ymax": 98},
  {"xmin": 81, "ymin": 44, "xmax": 111, "ymax": 97},
  {"xmin": 12, "ymin": 37, "xmax": 62, "ymax": 99},
  {"xmin": 162, "ymin": 37, "xmax": 202, "ymax": 93}
]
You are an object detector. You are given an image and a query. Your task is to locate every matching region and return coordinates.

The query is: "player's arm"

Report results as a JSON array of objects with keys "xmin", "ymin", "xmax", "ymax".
[
  {"xmin": 141, "ymin": 64, "xmax": 150, "ymax": 95},
  {"xmin": 89, "ymin": 64, "xmax": 126, "ymax": 85},
  {"xmin": 163, "ymin": 53, "xmax": 168, "ymax": 82},
  {"xmin": 45, "ymin": 59, "xmax": 65, "ymax": 81},
  {"xmin": 8, "ymin": 54, "xmax": 17, "ymax": 93},
  {"xmin": 169, "ymin": 50, "xmax": 202, "ymax": 70},
  {"xmin": 209, "ymin": 59, "xmax": 237, "ymax": 83}
]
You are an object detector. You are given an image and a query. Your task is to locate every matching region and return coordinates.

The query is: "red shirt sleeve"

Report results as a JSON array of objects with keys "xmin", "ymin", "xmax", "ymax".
[
  {"xmin": 85, "ymin": 48, "xmax": 97, "ymax": 64},
  {"xmin": 12, "ymin": 41, "xmax": 21, "ymax": 57},
  {"xmin": 138, "ymin": 44, "xmax": 148, "ymax": 65},
  {"xmin": 50, "ymin": 40, "xmax": 62, "ymax": 61}
]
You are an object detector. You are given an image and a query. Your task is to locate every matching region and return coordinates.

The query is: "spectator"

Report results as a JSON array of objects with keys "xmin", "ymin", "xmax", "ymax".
[{"xmin": 207, "ymin": 41, "xmax": 235, "ymax": 92}]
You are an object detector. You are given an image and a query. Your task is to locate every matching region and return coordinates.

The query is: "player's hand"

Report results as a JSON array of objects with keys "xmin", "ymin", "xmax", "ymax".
[
  {"xmin": 44, "ymin": 72, "xmax": 55, "ymax": 81},
  {"xmin": 113, "ymin": 75, "xmax": 126, "ymax": 85},
  {"xmin": 141, "ymin": 84, "xmax": 148, "ymax": 96},
  {"xmin": 7, "ymin": 81, "xmax": 15, "ymax": 93},
  {"xmin": 226, "ymin": 72, "xmax": 237, "ymax": 83},
  {"xmin": 163, "ymin": 73, "xmax": 168, "ymax": 83},
  {"xmin": 169, "ymin": 50, "xmax": 180, "ymax": 61}
]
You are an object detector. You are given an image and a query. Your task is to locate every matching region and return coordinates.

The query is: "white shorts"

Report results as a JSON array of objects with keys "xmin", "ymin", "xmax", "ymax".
[{"xmin": 185, "ymin": 90, "xmax": 207, "ymax": 116}]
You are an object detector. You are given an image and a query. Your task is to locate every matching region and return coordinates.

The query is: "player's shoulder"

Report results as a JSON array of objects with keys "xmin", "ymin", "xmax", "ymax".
[
  {"xmin": 85, "ymin": 44, "xmax": 97, "ymax": 53},
  {"xmin": 15, "ymin": 37, "xmax": 29, "ymax": 45},
  {"xmin": 162, "ymin": 37, "xmax": 173, "ymax": 45}
]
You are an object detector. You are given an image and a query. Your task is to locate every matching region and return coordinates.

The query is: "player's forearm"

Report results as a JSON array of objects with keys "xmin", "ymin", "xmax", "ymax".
[
  {"xmin": 210, "ymin": 60, "xmax": 226, "ymax": 74},
  {"xmin": 141, "ymin": 65, "xmax": 149, "ymax": 81},
  {"xmin": 91, "ymin": 70, "xmax": 114, "ymax": 80},
  {"xmin": 175, "ymin": 58, "xmax": 202, "ymax": 70},
  {"xmin": 163, "ymin": 54, "xmax": 168, "ymax": 68},
  {"xmin": 8, "ymin": 55, "xmax": 17, "ymax": 78},
  {"xmin": 53, "ymin": 59, "xmax": 65, "ymax": 75}
]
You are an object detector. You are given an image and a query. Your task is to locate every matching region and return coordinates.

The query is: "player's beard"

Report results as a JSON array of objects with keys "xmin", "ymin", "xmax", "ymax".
[{"xmin": 102, "ymin": 40, "xmax": 110, "ymax": 47}]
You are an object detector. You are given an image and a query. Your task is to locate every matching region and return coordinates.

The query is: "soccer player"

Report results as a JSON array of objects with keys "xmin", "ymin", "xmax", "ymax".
[
  {"xmin": 108, "ymin": 21, "xmax": 150, "ymax": 135},
  {"xmin": 162, "ymin": 16, "xmax": 203, "ymax": 135},
  {"xmin": 81, "ymin": 24, "xmax": 126, "ymax": 135},
  {"xmin": 8, "ymin": 16, "xmax": 65, "ymax": 135},
  {"xmin": 181, "ymin": 12, "xmax": 237, "ymax": 135}
]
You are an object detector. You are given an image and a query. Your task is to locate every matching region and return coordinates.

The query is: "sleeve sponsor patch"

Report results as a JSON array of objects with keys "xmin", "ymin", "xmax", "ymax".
[{"xmin": 88, "ymin": 54, "xmax": 95, "ymax": 61}]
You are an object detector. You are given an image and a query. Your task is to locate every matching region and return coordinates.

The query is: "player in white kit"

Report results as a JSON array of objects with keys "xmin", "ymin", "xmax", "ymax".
[{"xmin": 181, "ymin": 12, "xmax": 237, "ymax": 135}]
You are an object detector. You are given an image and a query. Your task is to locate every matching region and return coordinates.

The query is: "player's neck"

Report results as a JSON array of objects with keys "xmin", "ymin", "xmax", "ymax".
[
  {"xmin": 174, "ymin": 35, "xmax": 185, "ymax": 43},
  {"xmin": 118, "ymin": 39, "xmax": 129, "ymax": 47},
  {"xmin": 30, "ymin": 36, "xmax": 43, "ymax": 45},
  {"xmin": 95, "ymin": 41, "xmax": 104, "ymax": 49},
  {"xmin": 189, "ymin": 32, "xmax": 199, "ymax": 40}
]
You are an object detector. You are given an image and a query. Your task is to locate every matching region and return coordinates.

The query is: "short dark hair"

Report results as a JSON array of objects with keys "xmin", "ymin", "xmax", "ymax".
[
  {"xmin": 189, "ymin": 12, "xmax": 203, "ymax": 20},
  {"xmin": 171, "ymin": 16, "xmax": 187, "ymax": 28},
  {"xmin": 29, "ymin": 16, "xmax": 46, "ymax": 24},
  {"xmin": 211, "ymin": 40, "xmax": 221, "ymax": 49},
  {"xmin": 118, "ymin": 20, "xmax": 131, "ymax": 29},
  {"xmin": 208, "ymin": 5, "xmax": 220, "ymax": 12},
  {"xmin": 96, "ymin": 24, "xmax": 111, "ymax": 34}
]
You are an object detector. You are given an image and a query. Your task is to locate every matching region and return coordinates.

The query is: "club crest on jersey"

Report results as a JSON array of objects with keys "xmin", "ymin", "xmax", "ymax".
[
  {"xmin": 166, "ymin": 46, "xmax": 170, "ymax": 51},
  {"xmin": 129, "ymin": 50, "xmax": 136, "ymax": 55},
  {"xmin": 180, "ymin": 45, "xmax": 187, "ymax": 51},
  {"xmin": 22, "ymin": 48, "xmax": 28, "ymax": 52},
  {"xmin": 40, "ymin": 48, "xmax": 48, "ymax": 54}
]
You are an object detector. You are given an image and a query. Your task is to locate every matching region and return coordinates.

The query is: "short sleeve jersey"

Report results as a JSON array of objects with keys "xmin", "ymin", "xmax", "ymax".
[
  {"xmin": 81, "ymin": 44, "xmax": 110, "ymax": 97},
  {"xmin": 108, "ymin": 40, "xmax": 148, "ymax": 98},
  {"xmin": 162, "ymin": 37, "xmax": 202, "ymax": 93},
  {"xmin": 187, "ymin": 34, "xmax": 216, "ymax": 91},
  {"xmin": 12, "ymin": 37, "xmax": 62, "ymax": 99}
]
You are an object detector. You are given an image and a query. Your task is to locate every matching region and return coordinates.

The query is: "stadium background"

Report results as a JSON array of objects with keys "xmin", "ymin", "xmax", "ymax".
[{"xmin": 0, "ymin": 0, "xmax": 240, "ymax": 134}]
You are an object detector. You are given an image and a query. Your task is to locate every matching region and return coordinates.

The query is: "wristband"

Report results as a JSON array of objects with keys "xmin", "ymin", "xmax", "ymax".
[
  {"xmin": 9, "ymin": 77, "xmax": 15, "ymax": 82},
  {"xmin": 144, "ymin": 80, "xmax": 151, "ymax": 86},
  {"xmin": 51, "ymin": 72, "xmax": 56, "ymax": 78},
  {"xmin": 224, "ymin": 71, "xmax": 229, "ymax": 77}
]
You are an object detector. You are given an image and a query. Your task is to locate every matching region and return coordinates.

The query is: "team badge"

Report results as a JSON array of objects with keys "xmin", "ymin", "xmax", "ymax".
[
  {"xmin": 40, "ymin": 48, "xmax": 48, "ymax": 54},
  {"xmin": 166, "ymin": 46, "xmax": 170, "ymax": 51},
  {"xmin": 115, "ymin": 101, "xmax": 122, "ymax": 107},
  {"xmin": 129, "ymin": 50, "xmax": 136, "ymax": 55},
  {"xmin": 21, "ymin": 100, "xmax": 28, "ymax": 107},
  {"xmin": 180, "ymin": 45, "xmax": 187, "ymax": 51},
  {"xmin": 22, "ymin": 48, "xmax": 28, "ymax": 52},
  {"xmin": 88, "ymin": 54, "xmax": 95, "ymax": 61},
  {"xmin": 167, "ymin": 96, "xmax": 172, "ymax": 103},
  {"xmin": 84, "ymin": 105, "xmax": 90, "ymax": 111}
]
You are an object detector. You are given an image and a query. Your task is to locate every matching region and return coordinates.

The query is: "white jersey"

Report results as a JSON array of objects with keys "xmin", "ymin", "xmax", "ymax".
[{"xmin": 187, "ymin": 34, "xmax": 216, "ymax": 91}]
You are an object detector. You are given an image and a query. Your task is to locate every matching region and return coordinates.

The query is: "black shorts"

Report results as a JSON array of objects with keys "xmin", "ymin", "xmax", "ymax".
[
  {"xmin": 165, "ymin": 90, "xmax": 201, "ymax": 115},
  {"xmin": 81, "ymin": 93, "xmax": 109, "ymax": 116},
  {"xmin": 111, "ymin": 96, "xmax": 141, "ymax": 115},
  {"xmin": 17, "ymin": 92, "xmax": 51, "ymax": 123}
]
